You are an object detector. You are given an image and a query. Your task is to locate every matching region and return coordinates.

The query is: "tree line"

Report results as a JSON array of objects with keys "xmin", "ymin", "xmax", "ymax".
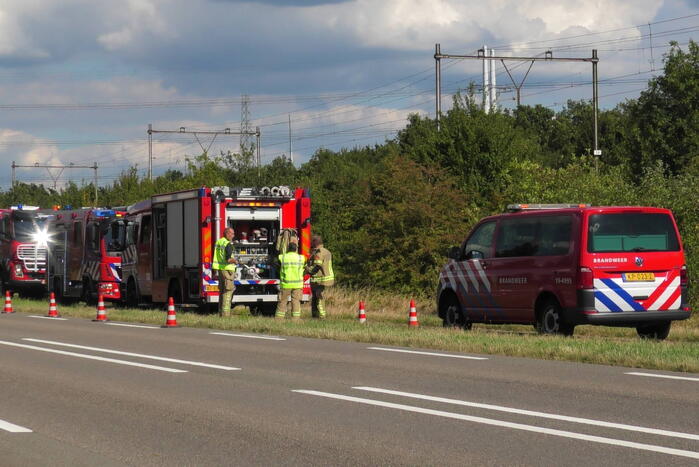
[{"xmin": 2, "ymin": 41, "xmax": 697, "ymax": 304}]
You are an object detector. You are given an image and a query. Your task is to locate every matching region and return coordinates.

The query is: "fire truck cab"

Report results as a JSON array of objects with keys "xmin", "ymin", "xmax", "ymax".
[
  {"xmin": 0, "ymin": 206, "xmax": 50, "ymax": 296},
  {"xmin": 47, "ymin": 208, "xmax": 127, "ymax": 302},
  {"xmin": 122, "ymin": 186, "xmax": 311, "ymax": 314}
]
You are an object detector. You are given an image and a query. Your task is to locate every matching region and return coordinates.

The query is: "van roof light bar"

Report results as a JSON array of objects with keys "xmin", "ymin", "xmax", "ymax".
[{"xmin": 507, "ymin": 203, "xmax": 591, "ymax": 212}]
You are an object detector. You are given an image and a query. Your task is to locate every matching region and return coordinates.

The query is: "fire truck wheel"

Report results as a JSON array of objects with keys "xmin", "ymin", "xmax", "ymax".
[
  {"xmin": 125, "ymin": 278, "xmax": 139, "ymax": 308},
  {"xmin": 168, "ymin": 281, "xmax": 182, "ymax": 305},
  {"xmin": 54, "ymin": 281, "xmax": 69, "ymax": 304},
  {"xmin": 636, "ymin": 322, "xmax": 671, "ymax": 340},
  {"xmin": 536, "ymin": 299, "xmax": 574, "ymax": 336},
  {"xmin": 82, "ymin": 277, "xmax": 96, "ymax": 305},
  {"xmin": 250, "ymin": 304, "xmax": 276, "ymax": 316}
]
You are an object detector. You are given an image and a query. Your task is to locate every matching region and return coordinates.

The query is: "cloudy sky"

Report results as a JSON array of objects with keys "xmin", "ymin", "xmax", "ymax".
[{"xmin": 0, "ymin": 0, "xmax": 697, "ymax": 188}]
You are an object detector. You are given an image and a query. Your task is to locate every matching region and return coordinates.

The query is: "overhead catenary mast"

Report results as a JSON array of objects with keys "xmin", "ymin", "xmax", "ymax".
[{"xmin": 482, "ymin": 45, "xmax": 490, "ymax": 113}]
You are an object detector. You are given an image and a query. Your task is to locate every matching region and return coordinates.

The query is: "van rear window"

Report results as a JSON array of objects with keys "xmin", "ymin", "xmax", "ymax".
[{"xmin": 587, "ymin": 213, "xmax": 680, "ymax": 253}]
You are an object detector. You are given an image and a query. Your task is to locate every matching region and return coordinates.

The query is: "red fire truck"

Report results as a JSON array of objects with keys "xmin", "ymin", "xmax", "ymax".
[
  {"xmin": 46, "ymin": 208, "xmax": 128, "ymax": 303},
  {"xmin": 121, "ymin": 186, "xmax": 311, "ymax": 313},
  {"xmin": 0, "ymin": 206, "xmax": 50, "ymax": 296}
]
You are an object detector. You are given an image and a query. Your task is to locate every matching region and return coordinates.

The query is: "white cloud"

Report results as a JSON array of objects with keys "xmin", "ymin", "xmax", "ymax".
[
  {"xmin": 97, "ymin": 0, "xmax": 174, "ymax": 51},
  {"xmin": 307, "ymin": 0, "xmax": 663, "ymax": 50},
  {"xmin": 0, "ymin": 2, "xmax": 50, "ymax": 59}
]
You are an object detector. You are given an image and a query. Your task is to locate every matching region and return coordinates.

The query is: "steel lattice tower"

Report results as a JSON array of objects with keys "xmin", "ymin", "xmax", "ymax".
[{"xmin": 240, "ymin": 94, "xmax": 252, "ymax": 154}]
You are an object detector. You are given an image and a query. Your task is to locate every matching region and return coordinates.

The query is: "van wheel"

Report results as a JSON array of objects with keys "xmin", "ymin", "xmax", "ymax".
[
  {"xmin": 636, "ymin": 322, "xmax": 671, "ymax": 340},
  {"xmin": 442, "ymin": 296, "xmax": 472, "ymax": 330},
  {"xmin": 536, "ymin": 300, "xmax": 574, "ymax": 336}
]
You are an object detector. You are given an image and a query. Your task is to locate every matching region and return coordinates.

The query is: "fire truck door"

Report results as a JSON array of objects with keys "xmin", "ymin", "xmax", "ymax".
[
  {"xmin": 49, "ymin": 229, "xmax": 68, "ymax": 293},
  {"xmin": 68, "ymin": 221, "xmax": 83, "ymax": 282},
  {"xmin": 137, "ymin": 214, "xmax": 152, "ymax": 295}
]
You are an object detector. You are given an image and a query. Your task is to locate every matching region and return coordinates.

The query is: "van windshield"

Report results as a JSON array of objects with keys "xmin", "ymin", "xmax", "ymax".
[{"xmin": 587, "ymin": 213, "xmax": 680, "ymax": 253}]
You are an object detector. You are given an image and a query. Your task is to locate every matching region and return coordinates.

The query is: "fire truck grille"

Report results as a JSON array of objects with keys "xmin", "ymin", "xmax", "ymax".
[{"xmin": 17, "ymin": 245, "xmax": 48, "ymax": 271}]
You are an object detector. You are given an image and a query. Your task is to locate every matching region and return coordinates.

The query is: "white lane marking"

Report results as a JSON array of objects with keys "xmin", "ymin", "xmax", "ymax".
[
  {"xmin": 210, "ymin": 332, "xmax": 286, "ymax": 341},
  {"xmin": 105, "ymin": 322, "xmax": 160, "ymax": 329},
  {"xmin": 0, "ymin": 340, "xmax": 186, "ymax": 373},
  {"xmin": 22, "ymin": 339, "xmax": 240, "ymax": 371},
  {"xmin": 293, "ymin": 390, "xmax": 699, "ymax": 460},
  {"xmin": 626, "ymin": 372, "xmax": 699, "ymax": 382},
  {"xmin": 27, "ymin": 315, "xmax": 67, "ymax": 321},
  {"xmin": 367, "ymin": 347, "xmax": 487, "ymax": 360},
  {"xmin": 0, "ymin": 418, "xmax": 32, "ymax": 433},
  {"xmin": 353, "ymin": 387, "xmax": 699, "ymax": 441}
]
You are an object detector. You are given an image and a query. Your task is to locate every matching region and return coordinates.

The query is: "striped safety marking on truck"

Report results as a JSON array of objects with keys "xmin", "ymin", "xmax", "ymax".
[{"xmin": 594, "ymin": 271, "xmax": 681, "ymax": 312}]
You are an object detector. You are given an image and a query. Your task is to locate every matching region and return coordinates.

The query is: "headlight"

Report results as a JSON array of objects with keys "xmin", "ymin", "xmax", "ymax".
[
  {"xmin": 14, "ymin": 263, "xmax": 23, "ymax": 278},
  {"xmin": 33, "ymin": 228, "xmax": 50, "ymax": 247}
]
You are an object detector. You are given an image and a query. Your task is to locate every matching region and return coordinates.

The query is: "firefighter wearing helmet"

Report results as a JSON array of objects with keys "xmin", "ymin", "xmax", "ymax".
[{"xmin": 305, "ymin": 234, "xmax": 335, "ymax": 319}]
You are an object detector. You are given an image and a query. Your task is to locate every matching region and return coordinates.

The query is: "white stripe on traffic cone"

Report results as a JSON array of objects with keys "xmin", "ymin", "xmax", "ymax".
[
  {"xmin": 3, "ymin": 290, "xmax": 14, "ymax": 314},
  {"xmin": 408, "ymin": 299, "xmax": 418, "ymax": 327},
  {"xmin": 47, "ymin": 292, "xmax": 60, "ymax": 318},
  {"xmin": 93, "ymin": 294, "xmax": 107, "ymax": 322},
  {"xmin": 358, "ymin": 301, "xmax": 367, "ymax": 324},
  {"xmin": 163, "ymin": 297, "xmax": 179, "ymax": 328}
]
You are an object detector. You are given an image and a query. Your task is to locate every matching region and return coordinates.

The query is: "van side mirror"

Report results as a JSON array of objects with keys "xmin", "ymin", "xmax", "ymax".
[
  {"xmin": 465, "ymin": 250, "xmax": 484, "ymax": 260},
  {"xmin": 447, "ymin": 246, "xmax": 461, "ymax": 260}
]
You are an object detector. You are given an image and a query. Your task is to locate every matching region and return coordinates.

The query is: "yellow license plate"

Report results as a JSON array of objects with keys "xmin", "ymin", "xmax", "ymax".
[
  {"xmin": 205, "ymin": 285, "xmax": 219, "ymax": 292},
  {"xmin": 623, "ymin": 272, "xmax": 655, "ymax": 282}
]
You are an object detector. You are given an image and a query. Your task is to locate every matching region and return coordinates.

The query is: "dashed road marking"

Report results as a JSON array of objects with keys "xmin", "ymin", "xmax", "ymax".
[
  {"xmin": 353, "ymin": 386, "xmax": 699, "ymax": 441},
  {"xmin": 27, "ymin": 315, "xmax": 67, "ymax": 321},
  {"xmin": 210, "ymin": 332, "xmax": 286, "ymax": 341},
  {"xmin": 0, "ymin": 418, "xmax": 32, "ymax": 433},
  {"xmin": 293, "ymin": 390, "xmax": 699, "ymax": 460},
  {"xmin": 0, "ymin": 340, "xmax": 186, "ymax": 373},
  {"xmin": 626, "ymin": 372, "xmax": 699, "ymax": 382},
  {"xmin": 367, "ymin": 347, "xmax": 487, "ymax": 360},
  {"xmin": 22, "ymin": 338, "xmax": 240, "ymax": 371},
  {"xmin": 105, "ymin": 322, "xmax": 160, "ymax": 329}
]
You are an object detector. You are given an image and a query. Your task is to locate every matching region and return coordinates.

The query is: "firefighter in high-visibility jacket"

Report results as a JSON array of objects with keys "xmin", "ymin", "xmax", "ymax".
[
  {"xmin": 276, "ymin": 242, "xmax": 305, "ymax": 319},
  {"xmin": 305, "ymin": 235, "xmax": 334, "ymax": 319},
  {"xmin": 213, "ymin": 227, "xmax": 237, "ymax": 317}
]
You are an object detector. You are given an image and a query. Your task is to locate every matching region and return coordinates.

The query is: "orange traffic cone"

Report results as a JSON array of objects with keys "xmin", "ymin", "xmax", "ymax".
[
  {"xmin": 93, "ymin": 294, "xmax": 107, "ymax": 322},
  {"xmin": 408, "ymin": 299, "xmax": 418, "ymax": 327},
  {"xmin": 3, "ymin": 290, "xmax": 14, "ymax": 314},
  {"xmin": 47, "ymin": 292, "xmax": 60, "ymax": 318},
  {"xmin": 358, "ymin": 301, "xmax": 367, "ymax": 324},
  {"xmin": 163, "ymin": 297, "xmax": 179, "ymax": 328}
]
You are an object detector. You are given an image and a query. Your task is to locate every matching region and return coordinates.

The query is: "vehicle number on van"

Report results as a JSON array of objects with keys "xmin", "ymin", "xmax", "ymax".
[{"xmin": 623, "ymin": 272, "xmax": 655, "ymax": 282}]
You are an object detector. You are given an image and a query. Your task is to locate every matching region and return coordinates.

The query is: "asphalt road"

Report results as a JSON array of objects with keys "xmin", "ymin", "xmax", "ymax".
[{"xmin": 0, "ymin": 312, "xmax": 698, "ymax": 466}]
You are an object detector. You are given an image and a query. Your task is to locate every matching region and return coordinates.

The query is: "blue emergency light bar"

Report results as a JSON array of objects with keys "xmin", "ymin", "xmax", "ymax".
[{"xmin": 93, "ymin": 209, "xmax": 115, "ymax": 217}]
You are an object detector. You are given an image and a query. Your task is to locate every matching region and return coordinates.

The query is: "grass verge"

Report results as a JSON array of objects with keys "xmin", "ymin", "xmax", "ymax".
[{"xmin": 7, "ymin": 287, "xmax": 698, "ymax": 373}]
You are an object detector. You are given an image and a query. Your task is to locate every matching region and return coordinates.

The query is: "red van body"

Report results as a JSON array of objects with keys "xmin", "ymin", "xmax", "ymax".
[{"xmin": 436, "ymin": 205, "xmax": 690, "ymax": 339}]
